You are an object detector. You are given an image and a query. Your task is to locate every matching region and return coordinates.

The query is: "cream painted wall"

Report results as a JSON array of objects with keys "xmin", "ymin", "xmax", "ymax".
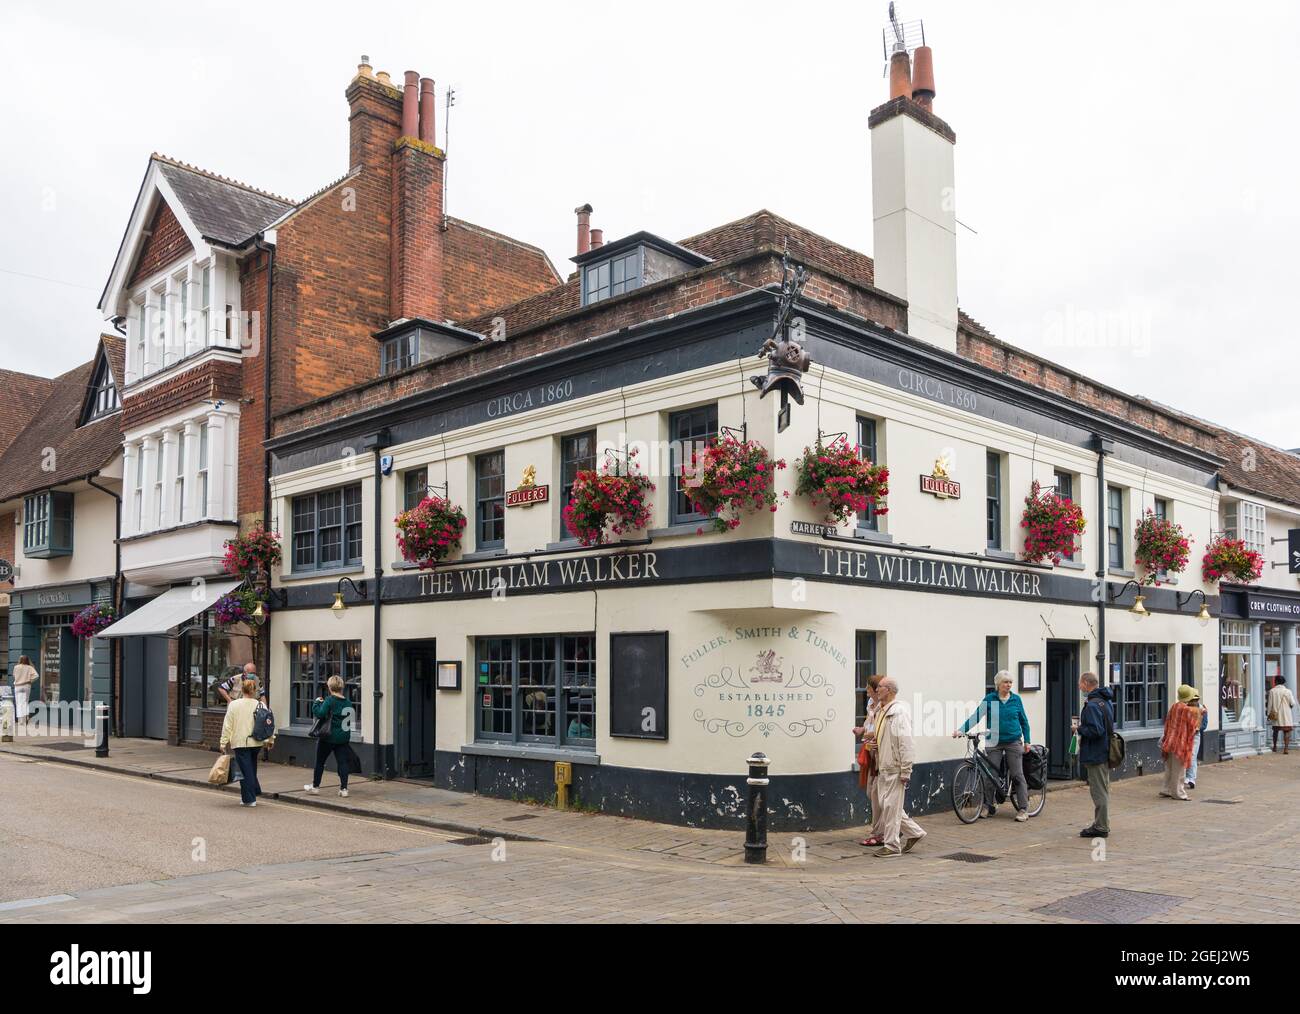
[
  {"xmin": 12, "ymin": 475, "xmax": 121, "ymax": 589},
  {"xmin": 268, "ymin": 355, "xmax": 1223, "ymax": 771}
]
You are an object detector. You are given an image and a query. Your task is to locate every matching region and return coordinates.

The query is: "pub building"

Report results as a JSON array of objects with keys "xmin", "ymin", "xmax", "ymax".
[{"xmin": 256, "ymin": 45, "xmax": 1242, "ymax": 831}]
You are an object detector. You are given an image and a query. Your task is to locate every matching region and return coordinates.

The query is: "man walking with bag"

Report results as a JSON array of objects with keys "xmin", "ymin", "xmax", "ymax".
[
  {"xmin": 1077, "ymin": 671, "xmax": 1114, "ymax": 839},
  {"xmin": 871, "ymin": 676, "xmax": 925, "ymax": 858}
]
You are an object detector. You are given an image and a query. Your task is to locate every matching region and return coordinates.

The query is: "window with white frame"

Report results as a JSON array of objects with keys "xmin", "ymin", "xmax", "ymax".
[
  {"xmin": 133, "ymin": 449, "xmax": 144, "ymax": 535},
  {"xmin": 153, "ymin": 439, "xmax": 164, "ymax": 526},
  {"xmin": 154, "ymin": 285, "xmax": 168, "ymax": 360},
  {"xmin": 174, "ymin": 434, "xmax": 186, "ymax": 525},
  {"xmin": 177, "ymin": 268, "xmax": 190, "ymax": 352},
  {"xmin": 1107, "ymin": 486, "xmax": 1125, "ymax": 569},
  {"xmin": 1242, "ymin": 501, "xmax": 1266, "ymax": 556},
  {"xmin": 1221, "ymin": 620, "xmax": 1252, "ymax": 649},
  {"xmin": 133, "ymin": 300, "xmax": 147, "ymax": 379},
  {"xmin": 197, "ymin": 424, "xmax": 209, "ymax": 517},
  {"xmin": 201, "ymin": 264, "xmax": 212, "ymax": 346}
]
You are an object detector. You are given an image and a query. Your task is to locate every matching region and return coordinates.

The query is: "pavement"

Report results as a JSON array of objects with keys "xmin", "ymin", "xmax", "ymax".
[{"xmin": 0, "ymin": 735, "xmax": 1297, "ymax": 923}]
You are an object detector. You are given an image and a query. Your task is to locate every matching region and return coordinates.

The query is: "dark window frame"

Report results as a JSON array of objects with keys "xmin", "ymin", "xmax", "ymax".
[
  {"xmin": 402, "ymin": 467, "xmax": 429, "ymax": 512},
  {"xmin": 475, "ymin": 450, "xmax": 506, "ymax": 549},
  {"xmin": 291, "ymin": 484, "xmax": 363, "ymax": 572},
  {"xmin": 986, "ymin": 451, "xmax": 1003, "ymax": 550},
  {"xmin": 83, "ymin": 355, "xmax": 120, "ymax": 423},
  {"xmin": 1111, "ymin": 642, "xmax": 1168, "ymax": 729},
  {"xmin": 289, "ymin": 639, "xmax": 363, "ymax": 727},
  {"xmin": 22, "ymin": 490, "xmax": 73, "ymax": 558},
  {"xmin": 1107, "ymin": 486, "xmax": 1124, "ymax": 569},
  {"xmin": 559, "ymin": 430, "xmax": 597, "ymax": 538},
  {"xmin": 582, "ymin": 248, "xmax": 643, "ymax": 305},
  {"xmin": 1053, "ymin": 470, "xmax": 1076, "ymax": 561},
  {"xmin": 474, "ymin": 634, "xmax": 596, "ymax": 749},
  {"xmin": 985, "ymin": 636, "xmax": 1003, "ymax": 694},
  {"xmin": 381, "ymin": 334, "xmax": 417, "ymax": 375},
  {"xmin": 854, "ymin": 631, "xmax": 878, "ymax": 729},
  {"xmin": 856, "ymin": 417, "xmax": 881, "ymax": 532},
  {"xmin": 669, "ymin": 404, "xmax": 719, "ymax": 525}
]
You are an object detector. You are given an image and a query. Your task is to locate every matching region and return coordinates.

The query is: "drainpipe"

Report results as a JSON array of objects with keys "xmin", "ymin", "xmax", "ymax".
[
  {"xmin": 255, "ymin": 234, "xmax": 276, "ymax": 697},
  {"xmin": 362, "ymin": 428, "xmax": 391, "ymax": 777},
  {"xmin": 1092, "ymin": 435, "xmax": 1114, "ymax": 683},
  {"xmin": 85, "ymin": 474, "xmax": 122, "ymax": 737}
]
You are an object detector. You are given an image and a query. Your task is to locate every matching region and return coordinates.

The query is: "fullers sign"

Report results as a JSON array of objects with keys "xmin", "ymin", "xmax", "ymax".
[
  {"xmin": 506, "ymin": 485, "xmax": 549, "ymax": 508},
  {"xmin": 920, "ymin": 474, "xmax": 961, "ymax": 499}
]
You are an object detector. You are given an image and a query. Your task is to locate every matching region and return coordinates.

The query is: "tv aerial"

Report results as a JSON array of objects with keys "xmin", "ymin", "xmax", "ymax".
[{"xmin": 881, "ymin": 2, "xmax": 926, "ymax": 76}]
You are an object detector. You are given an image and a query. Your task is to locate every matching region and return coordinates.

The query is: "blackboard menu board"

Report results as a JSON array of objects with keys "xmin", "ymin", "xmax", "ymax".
[{"xmin": 609, "ymin": 632, "xmax": 668, "ymax": 740}]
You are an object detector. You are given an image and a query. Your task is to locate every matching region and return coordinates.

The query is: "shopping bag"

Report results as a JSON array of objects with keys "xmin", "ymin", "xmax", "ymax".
[{"xmin": 208, "ymin": 753, "xmax": 232, "ymax": 785}]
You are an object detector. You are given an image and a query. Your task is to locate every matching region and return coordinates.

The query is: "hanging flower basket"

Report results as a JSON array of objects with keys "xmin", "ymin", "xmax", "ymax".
[
  {"xmin": 686, "ymin": 433, "xmax": 787, "ymax": 534},
  {"xmin": 563, "ymin": 449, "xmax": 655, "ymax": 548},
  {"xmin": 1019, "ymin": 480, "xmax": 1086, "ymax": 565},
  {"xmin": 223, "ymin": 523, "xmax": 283, "ymax": 580},
  {"xmin": 396, "ymin": 496, "xmax": 468, "ymax": 570},
  {"xmin": 794, "ymin": 435, "xmax": 889, "ymax": 526},
  {"xmin": 1133, "ymin": 510, "xmax": 1191, "ymax": 585},
  {"xmin": 71, "ymin": 603, "xmax": 117, "ymax": 640},
  {"xmin": 213, "ymin": 587, "xmax": 263, "ymax": 627},
  {"xmin": 1201, "ymin": 536, "xmax": 1263, "ymax": 585}
]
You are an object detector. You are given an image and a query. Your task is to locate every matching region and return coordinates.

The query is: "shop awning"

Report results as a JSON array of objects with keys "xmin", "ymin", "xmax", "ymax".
[{"xmin": 97, "ymin": 579, "xmax": 243, "ymax": 638}]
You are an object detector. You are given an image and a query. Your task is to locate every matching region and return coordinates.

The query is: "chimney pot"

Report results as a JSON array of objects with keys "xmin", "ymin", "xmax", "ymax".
[
  {"xmin": 376, "ymin": 70, "xmax": 392, "ymax": 87},
  {"xmin": 590, "ymin": 228, "xmax": 604, "ymax": 249},
  {"xmin": 575, "ymin": 204, "xmax": 593, "ymax": 255},
  {"xmin": 357, "ymin": 56, "xmax": 373, "ymax": 78},
  {"xmin": 419, "ymin": 77, "xmax": 436, "ymax": 144},
  {"xmin": 402, "ymin": 71, "xmax": 419, "ymax": 138},
  {"xmin": 888, "ymin": 50, "xmax": 912, "ymax": 101},
  {"xmin": 911, "ymin": 46, "xmax": 936, "ymax": 110}
]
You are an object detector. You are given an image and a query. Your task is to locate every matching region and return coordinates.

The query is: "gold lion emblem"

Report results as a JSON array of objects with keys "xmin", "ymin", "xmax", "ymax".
[
  {"xmin": 933, "ymin": 454, "xmax": 950, "ymax": 480},
  {"xmin": 519, "ymin": 464, "xmax": 537, "ymax": 488}
]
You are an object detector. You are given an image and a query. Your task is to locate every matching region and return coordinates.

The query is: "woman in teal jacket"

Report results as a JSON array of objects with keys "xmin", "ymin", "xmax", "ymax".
[
  {"xmin": 953, "ymin": 670, "xmax": 1032, "ymax": 821},
  {"xmin": 304, "ymin": 675, "xmax": 356, "ymax": 798}
]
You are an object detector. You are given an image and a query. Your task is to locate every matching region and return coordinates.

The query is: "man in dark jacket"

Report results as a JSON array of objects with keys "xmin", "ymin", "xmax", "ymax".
[{"xmin": 1077, "ymin": 671, "xmax": 1114, "ymax": 839}]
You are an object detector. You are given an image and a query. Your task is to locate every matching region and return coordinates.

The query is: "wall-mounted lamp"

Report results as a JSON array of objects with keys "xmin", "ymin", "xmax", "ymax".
[
  {"xmin": 1176, "ymin": 589, "xmax": 1212, "ymax": 628},
  {"xmin": 1109, "ymin": 579, "xmax": 1149, "ymax": 618},
  {"xmin": 332, "ymin": 576, "xmax": 368, "ymax": 616}
]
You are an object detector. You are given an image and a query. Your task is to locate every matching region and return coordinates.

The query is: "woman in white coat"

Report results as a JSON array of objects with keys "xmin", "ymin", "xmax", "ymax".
[{"xmin": 1267, "ymin": 675, "xmax": 1296, "ymax": 755}]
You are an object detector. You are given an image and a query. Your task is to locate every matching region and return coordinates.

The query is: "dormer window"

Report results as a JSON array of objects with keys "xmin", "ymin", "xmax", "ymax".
[
  {"xmin": 375, "ymin": 318, "xmax": 481, "ymax": 376},
  {"xmin": 81, "ymin": 351, "xmax": 120, "ymax": 425},
  {"xmin": 573, "ymin": 232, "xmax": 711, "ymax": 308},
  {"xmin": 583, "ymin": 249, "xmax": 642, "ymax": 305}
]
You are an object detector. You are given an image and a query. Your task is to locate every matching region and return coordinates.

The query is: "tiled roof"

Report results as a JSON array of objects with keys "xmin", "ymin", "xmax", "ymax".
[
  {"xmin": 0, "ymin": 370, "xmax": 56, "ymax": 462},
  {"xmin": 0, "ymin": 336, "xmax": 124, "ymax": 505},
  {"xmin": 154, "ymin": 155, "xmax": 295, "ymax": 248}
]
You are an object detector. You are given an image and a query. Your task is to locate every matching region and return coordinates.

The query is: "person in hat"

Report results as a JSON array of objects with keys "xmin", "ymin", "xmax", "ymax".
[
  {"xmin": 1186, "ymin": 687, "xmax": 1209, "ymax": 790},
  {"xmin": 1159, "ymin": 684, "xmax": 1201, "ymax": 801}
]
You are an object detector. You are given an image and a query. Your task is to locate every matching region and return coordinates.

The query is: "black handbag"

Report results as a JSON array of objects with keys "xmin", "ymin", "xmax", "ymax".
[{"xmin": 308, "ymin": 707, "xmax": 331, "ymax": 739}]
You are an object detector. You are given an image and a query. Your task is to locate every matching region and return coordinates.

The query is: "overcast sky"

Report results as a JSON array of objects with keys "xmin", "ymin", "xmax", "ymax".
[{"xmin": 2, "ymin": 0, "xmax": 1297, "ymax": 449}]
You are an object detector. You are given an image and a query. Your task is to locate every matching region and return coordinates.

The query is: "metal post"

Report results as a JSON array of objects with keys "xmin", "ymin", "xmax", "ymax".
[
  {"xmin": 94, "ymin": 702, "xmax": 110, "ymax": 757},
  {"xmin": 744, "ymin": 751, "xmax": 769, "ymax": 864}
]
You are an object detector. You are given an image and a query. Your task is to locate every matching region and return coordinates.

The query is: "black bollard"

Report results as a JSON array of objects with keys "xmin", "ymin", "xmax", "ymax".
[
  {"xmin": 94, "ymin": 702, "xmax": 109, "ymax": 758},
  {"xmin": 744, "ymin": 751, "xmax": 769, "ymax": 864}
]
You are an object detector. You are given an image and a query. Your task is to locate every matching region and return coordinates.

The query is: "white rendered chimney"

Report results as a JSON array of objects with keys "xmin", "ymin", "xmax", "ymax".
[{"xmin": 869, "ymin": 46, "xmax": 958, "ymax": 352}]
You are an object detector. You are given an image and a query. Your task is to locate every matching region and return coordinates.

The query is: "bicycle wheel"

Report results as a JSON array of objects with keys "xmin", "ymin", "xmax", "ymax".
[
  {"xmin": 950, "ymin": 762, "xmax": 984, "ymax": 824},
  {"xmin": 1027, "ymin": 777, "xmax": 1048, "ymax": 817}
]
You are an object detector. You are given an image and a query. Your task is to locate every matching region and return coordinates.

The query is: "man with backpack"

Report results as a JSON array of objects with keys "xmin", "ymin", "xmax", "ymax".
[{"xmin": 1077, "ymin": 671, "xmax": 1116, "ymax": 839}]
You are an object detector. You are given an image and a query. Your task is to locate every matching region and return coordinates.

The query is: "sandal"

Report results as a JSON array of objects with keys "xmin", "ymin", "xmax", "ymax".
[{"xmin": 859, "ymin": 836, "xmax": 884, "ymax": 847}]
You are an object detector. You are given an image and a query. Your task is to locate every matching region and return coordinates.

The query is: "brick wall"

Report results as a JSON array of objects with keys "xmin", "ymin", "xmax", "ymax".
[
  {"xmin": 237, "ymin": 250, "xmax": 270, "ymax": 525},
  {"xmin": 444, "ymin": 220, "xmax": 558, "ymax": 320},
  {"xmin": 1, "ymin": 509, "xmax": 12, "ymax": 674},
  {"xmin": 390, "ymin": 139, "xmax": 445, "ymax": 322},
  {"xmin": 128, "ymin": 200, "xmax": 193, "ymax": 286},
  {"xmin": 956, "ymin": 327, "xmax": 1219, "ymax": 454}
]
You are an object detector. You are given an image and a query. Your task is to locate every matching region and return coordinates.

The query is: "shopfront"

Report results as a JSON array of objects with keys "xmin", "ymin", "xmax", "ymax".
[
  {"xmin": 1218, "ymin": 586, "xmax": 1300, "ymax": 756},
  {"xmin": 5, "ymin": 580, "xmax": 114, "ymax": 725}
]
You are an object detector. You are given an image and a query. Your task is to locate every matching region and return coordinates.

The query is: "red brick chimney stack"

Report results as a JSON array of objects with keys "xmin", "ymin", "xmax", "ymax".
[
  {"xmin": 419, "ymin": 78, "xmax": 436, "ymax": 144},
  {"xmin": 575, "ymin": 204, "xmax": 593, "ymax": 255},
  {"xmin": 910, "ymin": 46, "xmax": 935, "ymax": 110}
]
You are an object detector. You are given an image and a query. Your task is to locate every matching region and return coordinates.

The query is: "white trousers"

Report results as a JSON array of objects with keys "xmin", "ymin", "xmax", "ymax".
[
  {"xmin": 876, "ymin": 771, "xmax": 925, "ymax": 852},
  {"xmin": 14, "ymin": 686, "xmax": 30, "ymax": 721}
]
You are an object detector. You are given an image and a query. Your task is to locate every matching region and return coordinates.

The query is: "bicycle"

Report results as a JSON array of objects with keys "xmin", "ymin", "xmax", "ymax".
[{"xmin": 950, "ymin": 732, "xmax": 1047, "ymax": 824}]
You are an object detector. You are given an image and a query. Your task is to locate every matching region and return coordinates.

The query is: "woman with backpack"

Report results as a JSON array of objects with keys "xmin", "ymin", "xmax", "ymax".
[
  {"xmin": 219, "ymin": 678, "xmax": 274, "ymax": 807},
  {"xmin": 304, "ymin": 676, "xmax": 355, "ymax": 798}
]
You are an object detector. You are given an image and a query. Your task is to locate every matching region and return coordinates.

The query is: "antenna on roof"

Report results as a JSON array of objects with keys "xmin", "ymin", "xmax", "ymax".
[
  {"xmin": 442, "ymin": 85, "xmax": 457, "ymax": 233},
  {"xmin": 881, "ymin": 3, "xmax": 925, "ymax": 76}
]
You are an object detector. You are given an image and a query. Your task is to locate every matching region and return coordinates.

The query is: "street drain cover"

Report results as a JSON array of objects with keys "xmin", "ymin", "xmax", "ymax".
[
  {"xmin": 1034, "ymin": 887, "xmax": 1184, "ymax": 924},
  {"xmin": 37, "ymin": 742, "xmax": 90, "ymax": 752},
  {"xmin": 446, "ymin": 836, "xmax": 493, "ymax": 846},
  {"xmin": 943, "ymin": 852, "xmax": 998, "ymax": 863},
  {"xmin": 1204, "ymin": 799, "xmax": 1241, "ymax": 805},
  {"xmin": 501, "ymin": 814, "xmax": 539, "ymax": 822}
]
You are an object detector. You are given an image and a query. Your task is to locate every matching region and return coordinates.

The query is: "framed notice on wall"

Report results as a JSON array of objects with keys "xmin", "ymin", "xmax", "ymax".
[
  {"xmin": 436, "ymin": 661, "xmax": 461, "ymax": 691},
  {"xmin": 609, "ymin": 632, "xmax": 669, "ymax": 740},
  {"xmin": 1018, "ymin": 661, "xmax": 1042, "ymax": 693}
]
